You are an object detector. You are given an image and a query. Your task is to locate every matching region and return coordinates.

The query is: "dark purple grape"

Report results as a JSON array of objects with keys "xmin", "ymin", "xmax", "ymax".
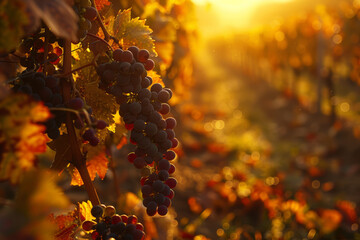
[
  {"xmin": 141, "ymin": 185, "xmax": 152, "ymax": 196},
  {"xmin": 91, "ymin": 205, "xmax": 104, "ymax": 218},
  {"xmin": 38, "ymin": 87, "xmax": 53, "ymax": 102},
  {"xmin": 89, "ymin": 136, "xmax": 100, "ymax": 146},
  {"xmin": 152, "ymin": 180, "xmax": 165, "ymax": 192},
  {"xmin": 154, "ymin": 193, "xmax": 165, "ymax": 205},
  {"xmin": 158, "ymin": 170, "xmax": 169, "ymax": 181},
  {"xmin": 134, "ymin": 119, "xmax": 146, "ymax": 131},
  {"xmin": 83, "ymin": 6, "xmax": 97, "ymax": 21},
  {"xmin": 146, "ymin": 201, "xmax": 157, "ymax": 216},
  {"xmin": 121, "ymin": 50, "xmax": 134, "ymax": 63},
  {"xmin": 157, "ymin": 205, "xmax": 168, "ymax": 216},
  {"xmin": 150, "ymin": 83, "xmax": 162, "ymax": 93},
  {"xmin": 128, "ymin": 46, "xmax": 139, "ymax": 60},
  {"xmin": 96, "ymin": 120, "xmax": 108, "ymax": 129},
  {"xmin": 83, "ymin": 129, "xmax": 95, "ymax": 141},
  {"xmin": 68, "ymin": 97, "xmax": 84, "ymax": 110},
  {"xmin": 166, "ymin": 117, "xmax": 177, "ymax": 129},
  {"xmin": 158, "ymin": 90, "xmax": 170, "ymax": 103},
  {"xmin": 158, "ymin": 159, "xmax": 170, "ymax": 171},
  {"xmin": 113, "ymin": 49, "xmax": 123, "ymax": 61},
  {"xmin": 166, "ymin": 177, "xmax": 177, "ymax": 189},
  {"xmin": 168, "ymin": 164, "xmax": 175, "ymax": 174},
  {"xmin": 134, "ymin": 157, "xmax": 146, "ymax": 169},
  {"xmin": 159, "ymin": 103, "xmax": 170, "ymax": 115},
  {"xmin": 138, "ymin": 49, "xmax": 150, "ymax": 63},
  {"xmin": 144, "ymin": 59, "xmax": 155, "ymax": 71}
]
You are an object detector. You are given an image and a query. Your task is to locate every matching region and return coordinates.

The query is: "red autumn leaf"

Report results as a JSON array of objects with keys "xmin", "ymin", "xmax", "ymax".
[
  {"xmin": 94, "ymin": 0, "xmax": 110, "ymax": 11},
  {"xmin": 71, "ymin": 151, "xmax": 108, "ymax": 186}
]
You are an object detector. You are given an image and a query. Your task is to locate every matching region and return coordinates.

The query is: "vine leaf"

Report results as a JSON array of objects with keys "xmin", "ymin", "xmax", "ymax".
[
  {"xmin": 0, "ymin": 94, "xmax": 50, "ymax": 184},
  {"xmin": 71, "ymin": 148, "xmax": 109, "ymax": 186},
  {"xmin": 49, "ymin": 200, "xmax": 94, "ymax": 240},
  {"xmin": 49, "ymin": 213, "xmax": 78, "ymax": 240},
  {"xmin": 48, "ymin": 134, "xmax": 72, "ymax": 172},
  {"xmin": 94, "ymin": 0, "xmax": 110, "ymax": 11},
  {"xmin": 77, "ymin": 200, "xmax": 94, "ymax": 222},
  {"xmin": 111, "ymin": 9, "xmax": 156, "ymax": 55},
  {"xmin": 27, "ymin": 0, "xmax": 78, "ymax": 42},
  {"xmin": 73, "ymin": 49, "xmax": 118, "ymax": 131},
  {"xmin": 148, "ymin": 70, "xmax": 164, "ymax": 86}
]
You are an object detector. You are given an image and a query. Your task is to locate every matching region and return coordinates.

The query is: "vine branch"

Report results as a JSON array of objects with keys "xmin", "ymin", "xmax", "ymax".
[
  {"xmin": 90, "ymin": 0, "xmax": 119, "ymax": 44},
  {"xmin": 62, "ymin": 40, "xmax": 100, "ymax": 206}
]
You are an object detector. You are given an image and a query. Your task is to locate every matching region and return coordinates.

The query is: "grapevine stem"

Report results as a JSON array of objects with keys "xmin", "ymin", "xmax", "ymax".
[
  {"xmin": 62, "ymin": 40, "xmax": 100, "ymax": 206},
  {"xmin": 90, "ymin": 0, "xmax": 120, "ymax": 44},
  {"xmin": 55, "ymin": 62, "xmax": 95, "ymax": 78},
  {"xmin": 43, "ymin": 27, "xmax": 50, "ymax": 74},
  {"xmin": 86, "ymin": 33, "xmax": 113, "ymax": 51}
]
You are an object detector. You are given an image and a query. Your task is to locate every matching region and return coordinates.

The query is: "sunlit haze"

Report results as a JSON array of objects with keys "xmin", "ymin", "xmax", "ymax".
[{"xmin": 193, "ymin": 0, "xmax": 293, "ymax": 35}]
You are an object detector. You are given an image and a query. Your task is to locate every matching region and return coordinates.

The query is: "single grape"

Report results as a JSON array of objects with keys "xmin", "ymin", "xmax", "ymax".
[
  {"xmin": 159, "ymin": 103, "xmax": 170, "ymax": 115},
  {"xmin": 83, "ymin": 129, "xmax": 95, "ymax": 141},
  {"xmin": 166, "ymin": 177, "xmax": 177, "ymax": 189},
  {"xmin": 134, "ymin": 157, "xmax": 146, "ymax": 169},
  {"xmin": 96, "ymin": 120, "xmax": 108, "ymax": 129},
  {"xmin": 168, "ymin": 164, "xmax": 176, "ymax": 174},
  {"xmin": 91, "ymin": 205, "xmax": 104, "ymax": 218},
  {"xmin": 141, "ymin": 185, "xmax": 152, "ymax": 196},
  {"xmin": 164, "ymin": 150, "xmax": 176, "ymax": 160},
  {"xmin": 152, "ymin": 180, "xmax": 165, "ymax": 192},
  {"xmin": 68, "ymin": 97, "xmax": 84, "ymax": 110},
  {"xmin": 158, "ymin": 90, "xmax": 170, "ymax": 103},
  {"xmin": 150, "ymin": 83, "xmax": 162, "ymax": 93},
  {"xmin": 159, "ymin": 159, "xmax": 170, "ymax": 171},
  {"xmin": 157, "ymin": 205, "xmax": 168, "ymax": 216},
  {"xmin": 138, "ymin": 49, "xmax": 150, "ymax": 63},
  {"xmin": 113, "ymin": 48, "xmax": 123, "ymax": 61},
  {"xmin": 84, "ymin": 6, "xmax": 97, "ymax": 21},
  {"xmin": 144, "ymin": 59, "xmax": 155, "ymax": 71},
  {"xmin": 127, "ymin": 152, "xmax": 137, "ymax": 163},
  {"xmin": 146, "ymin": 201, "xmax": 157, "ymax": 216},
  {"xmin": 166, "ymin": 117, "xmax": 177, "ymax": 129},
  {"xmin": 128, "ymin": 46, "xmax": 139, "ymax": 60},
  {"xmin": 82, "ymin": 220, "xmax": 96, "ymax": 231},
  {"xmin": 121, "ymin": 50, "xmax": 134, "ymax": 63}
]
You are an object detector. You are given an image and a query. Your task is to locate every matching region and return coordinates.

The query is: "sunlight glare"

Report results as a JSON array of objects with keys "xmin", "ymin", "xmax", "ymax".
[{"xmin": 194, "ymin": 0, "xmax": 294, "ymax": 35}]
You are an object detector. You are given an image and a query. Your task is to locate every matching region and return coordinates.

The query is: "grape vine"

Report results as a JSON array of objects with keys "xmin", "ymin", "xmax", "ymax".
[{"xmin": 0, "ymin": 0, "xmax": 182, "ymax": 239}]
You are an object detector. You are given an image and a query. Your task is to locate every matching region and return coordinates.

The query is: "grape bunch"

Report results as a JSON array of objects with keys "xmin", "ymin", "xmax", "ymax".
[
  {"xmin": 12, "ymin": 70, "xmax": 107, "ymax": 144},
  {"xmin": 96, "ymin": 46, "xmax": 178, "ymax": 216},
  {"xmin": 73, "ymin": 0, "xmax": 98, "ymax": 40},
  {"xmin": 19, "ymin": 30, "xmax": 63, "ymax": 73},
  {"xmin": 12, "ymin": 70, "xmax": 65, "ymax": 139},
  {"xmin": 82, "ymin": 205, "xmax": 145, "ymax": 240}
]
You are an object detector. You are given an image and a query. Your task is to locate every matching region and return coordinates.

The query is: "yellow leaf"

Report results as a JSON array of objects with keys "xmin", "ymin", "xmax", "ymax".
[
  {"xmin": 112, "ymin": 9, "xmax": 156, "ymax": 55},
  {"xmin": 77, "ymin": 200, "xmax": 94, "ymax": 222},
  {"xmin": 147, "ymin": 70, "xmax": 164, "ymax": 87}
]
